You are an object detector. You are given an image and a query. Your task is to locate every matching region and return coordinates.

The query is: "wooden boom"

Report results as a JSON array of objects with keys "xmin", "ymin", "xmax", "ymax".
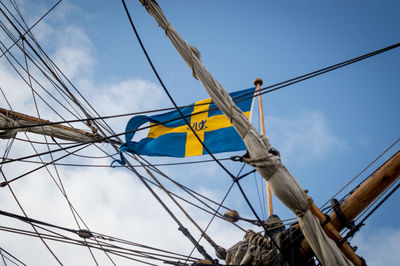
[
  {"xmin": 300, "ymin": 150, "xmax": 400, "ymax": 263},
  {"xmin": 0, "ymin": 107, "xmax": 99, "ymax": 142}
]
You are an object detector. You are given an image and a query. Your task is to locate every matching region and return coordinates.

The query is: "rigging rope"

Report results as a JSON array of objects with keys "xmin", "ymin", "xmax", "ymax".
[{"xmin": 121, "ymin": 2, "xmax": 277, "ymax": 252}]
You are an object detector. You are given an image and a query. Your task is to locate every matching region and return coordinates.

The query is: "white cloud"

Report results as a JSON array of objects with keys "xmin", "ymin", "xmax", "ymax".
[
  {"xmin": 266, "ymin": 110, "xmax": 347, "ymax": 163},
  {"xmin": 0, "ymin": 2, "xmax": 244, "ymax": 265},
  {"xmin": 353, "ymin": 227, "xmax": 400, "ymax": 266}
]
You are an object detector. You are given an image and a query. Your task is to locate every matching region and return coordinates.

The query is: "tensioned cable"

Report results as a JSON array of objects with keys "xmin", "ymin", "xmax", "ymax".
[
  {"xmin": 21, "ymin": 33, "xmax": 100, "ymax": 264},
  {"xmin": 354, "ymin": 178, "xmax": 400, "ymax": 224},
  {"xmin": 0, "ymin": 210, "xmax": 201, "ymax": 263},
  {"xmin": 122, "ymin": 0, "xmax": 236, "ymax": 180},
  {"xmin": 1, "ymin": 2, "xmax": 217, "ymax": 264},
  {"xmin": 11, "ymin": 156, "xmax": 231, "ymax": 167},
  {"xmin": 0, "ymin": 24, "xmax": 86, "ymax": 124},
  {"xmin": 0, "ymin": 142, "xmax": 93, "ymax": 186},
  {"xmin": 184, "ymin": 163, "xmax": 246, "ymax": 262},
  {"xmin": 122, "ymin": 3, "xmax": 276, "ymax": 247},
  {"xmin": 0, "ymin": 38, "xmax": 86, "ymax": 126},
  {"xmin": 3, "ymin": 40, "xmax": 399, "ymax": 133},
  {"xmin": 0, "ymin": 2, "xmax": 94, "ymax": 127},
  {"xmin": 0, "ymin": 39, "xmax": 398, "ymax": 139},
  {"xmin": 0, "ymin": 0, "xmax": 62, "ymax": 59},
  {"xmin": 4, "ymin": 5, "xmax": 215, "ymax": 261},
  {"xmin": 321, "ymin": 137, "xmax": 400, "ymax": 211},
  {"xmin": 0, "ymin": 247, "xmax": 26, "ymax": 266},
  {"xmin": 232, "ymin": 41, "xmax": 400, "ymax": 101},
  {"xmin": 0, "ymin": 225, "xmax": 196, "ymax": 265},
  {"xmin": 0, "ymin": 91, "xmax": 64, "ymax": 265},
  {"xmin": 0, "ymin": 1, "xmax": 88, "ymax": 117},
  {"xmin": 351, "ymin": 180, "xmax": 400, "ymax": 234}
]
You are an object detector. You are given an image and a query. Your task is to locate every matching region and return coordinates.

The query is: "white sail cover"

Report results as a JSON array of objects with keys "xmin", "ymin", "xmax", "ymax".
[
  {"xmin": 139, "ymin": 1, "xmax": 353, "ymax": 265},
  {"xmin": 0, "ymin": 113, "xmax": 95, "ymax": 143}
]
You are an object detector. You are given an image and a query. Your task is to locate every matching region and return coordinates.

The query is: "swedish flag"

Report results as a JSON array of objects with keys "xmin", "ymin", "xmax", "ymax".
[{"xmin": 113, "ymin": 87, "xmax": 255, "ymax": 165}]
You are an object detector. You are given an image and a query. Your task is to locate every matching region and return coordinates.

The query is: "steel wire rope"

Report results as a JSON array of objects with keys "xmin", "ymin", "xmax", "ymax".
[
  {"xmin": 0, "ymin": 111, "xmax": 251, "ymax": 168},
  {"xmin": 3, "ymin": 1, "xmax": 382, "ymax": 262},
  {"xmin": 0, "ymin": 210, "xmax": 201, "ymax": 263},
  {"xmin": 20, "ymin": 35, "xmax": 101, "ymax": 265},
  {"xmin": 0, "ymin": 41, "xmax": 399, "ymax": 134},
  {"xmin": 227, "ymin": 42, "xmax": 400, "ymax": 102},
  {"xmin": 267, "ymin": 144, "xmax": 400, "ymax": 265},
  {"xmin": 9, "ymin": 0, "xmax": 59, "ymax": 83},
  {"xmin": 3, "ymin": 139, "xmax": 217, "ymax": 262},
  {"xmin": 320, "ymin": 137, "xmax": 400, "ymax": 212},
  {"xmin": 121, "ymin": 0, "xmax": 237, "ymax": 180},
  {"xmin": 253, "ymin": 171, "xmax": 266, "ymax": 220},
  {"xmin": 1, "ymin": 6, "xmax": 118, "ymax": 263},
  {"xmin": 22, "ymin": 27, "xmax": 85, "ymax": 233},
  {"xmin": 98, "ymin": 135, "xmax": 217, "ymax": 262},
  {"xmin": 53, "ymin": 139, "xmax": 118, "ymax": 159},
  {"xmin": 90, "ymin": 232, "xmax": 201, "ymax": 261},
  {"xmin": 10, "ymin": 156, "xmax": 231, "ymax": 168},
  {"xmin": 0, "ymin": 0, "xmax": 62, "ymax": 59},
  {"xmin": 350, "ymin": 179, "xmax": 400, "ymax": 239},
  {"xmin": 0, "ymin": 1, "xmax": 97, "ymax": 126},
  {"xmin": 1, "ymin": 5, "xmax": 214, "ymax": 260},
  {"xmin": 184, "ymin": 164, "xmax": 245, "ymax": 263},
  {"xmin": 142, "ymin": 163, "xmax": 241, "ymax": 259},
  {"xmin": 254, "ymin": 116, "xmax": 267, "ymax": 220},
  {"xmin": 5, "ymin": 0, "xmax": 114, "ymax": 136},
  {"xmin": 0, "ymin": 22, "xmax": 86, "ymax": 124},
  {"xmin": 85, "ymin": 139, "xmax": 238, "ymax": 220},
  {"xmin": 0, "ymin": 9, "xmax": 99, "ymax": 158},
  {"xmin": 0, "ymin": 249, "xmax": 6, "ymax": 266},
  {"xmin": 0, "ymin": 141, "xmax": 93, "ymax": 186},
  {"xmin": 11, "ymin": 146, "xmax": 245, "ymax": 227},
  {"xmin": 353, "ymin": 178, "xmax": 400, "ymax": 224},
  {"xmin": 136, "ymin": 154, "xmax": 238, "ymax": 215},
  {"xmin": 1, "ymin": 253, "xmax": 21, "ymax": 266},
  {"xmin": 86, "ymin": 146, "xmax": 250, "ymax": 230},
  {"xmin": 22, "ymin": 133, "xmax": 102, "ymax": 264},
  {"xmin": 0, "ymin": 5, "xmax": 203, "ymax": 262},
  {"xmin": 0, "ymin": 146, "xmax": 64, "ymax": 265},
  {"xmin": 92, "ymin": 142, "xmax": 240, "ymax": 259},
  {"xmin": 0, "ymin": 247, "xmax": 25, "ymax": 266},
  {"xmin": 90, "ymin": 235, "xmax": 201, "ymax": 262},
  {"xmin": 0, "ymin": 38, "xmax": 86, "ymax": 127},
  {"xmin": 0, "ymin": 225, "xmax": 182, "ymax": 265},
  {"xmin": 0, "ymin": 91, "xmax": 64, "ymax": 265},
  {"xmin": 0, "ymin": 5, "xmax": 270, "ymax": 260},
  {"xmin": 122, "ymin": 1, "xmax": 274, "ymax": 243}
]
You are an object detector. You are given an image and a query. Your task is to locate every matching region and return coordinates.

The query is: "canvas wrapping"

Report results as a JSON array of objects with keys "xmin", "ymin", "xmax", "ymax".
[
  {"xmin": 139, "ymin": 0, "xmax": 353, "ymax": 265},
  {"xmin": 0, "ymin": 113, "xmax": 94, "ymax": 143}
]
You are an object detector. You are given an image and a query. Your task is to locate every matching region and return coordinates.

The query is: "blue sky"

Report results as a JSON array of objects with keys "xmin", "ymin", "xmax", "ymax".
[{"xmin": 1, "ymin": 0, "xmax": 400, "ymax": 265}]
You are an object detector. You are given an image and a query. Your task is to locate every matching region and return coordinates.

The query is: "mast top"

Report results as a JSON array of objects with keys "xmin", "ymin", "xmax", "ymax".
[{"xmin": 254, "ymin": 78, "xmax": 263, "ymax": 86}]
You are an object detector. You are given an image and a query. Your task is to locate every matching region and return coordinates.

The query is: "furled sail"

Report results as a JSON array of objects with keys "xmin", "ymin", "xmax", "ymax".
[
  {"xmin": 0, "ymin": 108, "xmax": 98, "ymax": 143},
  {"xmin": 139, "ymin": 0, "xmax": 353, "ymax": 265}
]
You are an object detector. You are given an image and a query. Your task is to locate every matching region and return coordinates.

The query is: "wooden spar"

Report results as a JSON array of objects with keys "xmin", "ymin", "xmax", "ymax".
[
  {"xmin": 307, "ymin": 197, "xmax": 363, "ymax": 265},
  {"xmin": 300, "ymin": 149, "xmax": 400, "ymax": 261},
  {"xmin": 0, "ymin": 107, "xmax": 99, "ymax": 140},
  {"xmin": 329, "ymin": 149, "xmax": 400, "ymax": 230},
  {"xmin": 254, "ymin": 78, "xmax": 273, "ymax": 216}
]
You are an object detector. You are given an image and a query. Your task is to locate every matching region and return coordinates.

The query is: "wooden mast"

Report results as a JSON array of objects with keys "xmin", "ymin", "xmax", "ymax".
[
  {"xmin": 299, "ymin": 149, "xmax": 400, "ymax": 263},
  {"xmin": 254, "ymin": 78, "xmax": 273, "ymax": 216}
]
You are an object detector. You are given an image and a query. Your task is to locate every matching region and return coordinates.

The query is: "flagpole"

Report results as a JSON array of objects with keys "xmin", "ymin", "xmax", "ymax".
[{"xmin": 254, "ymin": 78, "xmax": 273, "ymax": 217}]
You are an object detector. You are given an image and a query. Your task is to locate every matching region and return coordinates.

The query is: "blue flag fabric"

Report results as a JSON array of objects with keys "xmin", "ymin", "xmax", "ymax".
[{"xmin": 112, "ymin": 87, "xmax": 255, "ymax": 165}]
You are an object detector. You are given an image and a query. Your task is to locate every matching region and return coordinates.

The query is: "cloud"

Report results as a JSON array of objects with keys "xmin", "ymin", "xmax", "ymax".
[
  {"xmin": 266, "ymin": 110, "xmax": 347, "ymax": 163},
  {"xmin": 0, "ymin": 2, "xmax": 244, "ymax": 265},
  {"xmin": 353, "ymin": 227, "xmax": 400, "ymax": 266}
]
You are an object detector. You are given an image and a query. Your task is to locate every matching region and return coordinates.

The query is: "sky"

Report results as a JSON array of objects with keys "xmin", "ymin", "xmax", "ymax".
[{"xmin": 0, "ymin": 0, "xmax": 400, "ymax": 265}]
